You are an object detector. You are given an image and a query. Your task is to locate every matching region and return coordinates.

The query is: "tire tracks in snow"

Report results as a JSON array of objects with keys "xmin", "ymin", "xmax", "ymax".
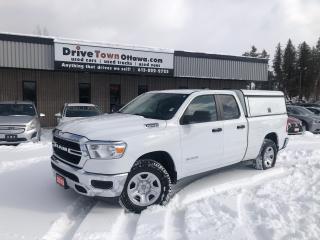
[
  {"xmin": 41, "ymin": 196, "xmax": 96, "ymax": 240},
  {"xmin": 70, "ymin": 201, "xmax": 139, "ymax": 240},
  {"xmin": 110, "ymin": 211, "xmax": 140, "ymax": 240},
  {"xmin": 69, "ymin": 166, "xmax": 288, "ymax": 240}
]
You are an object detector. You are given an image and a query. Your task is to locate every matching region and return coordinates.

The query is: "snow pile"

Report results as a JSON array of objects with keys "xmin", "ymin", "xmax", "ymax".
[{"xmin": 0, "ymin": 128, "xmax": 52, "ymax": 173}]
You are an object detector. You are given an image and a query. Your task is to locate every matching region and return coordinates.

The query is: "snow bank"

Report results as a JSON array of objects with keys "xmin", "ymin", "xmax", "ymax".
[
  {"xmin": 0, "ymin": 128, "xmax": 53, "ymax": 173},
  {"xmin": 180, "ymin": 134, "xmax": 320, "ymax": 240}
]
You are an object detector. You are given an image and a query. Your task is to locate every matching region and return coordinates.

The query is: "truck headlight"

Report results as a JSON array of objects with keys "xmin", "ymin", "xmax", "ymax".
[
  {"xmin": 85, "ymin": 141, "xmax": 127, "ymax": 159},
  {"xmin": 26, "ymin": 120, "xmax": 37, "ymax": 131}
]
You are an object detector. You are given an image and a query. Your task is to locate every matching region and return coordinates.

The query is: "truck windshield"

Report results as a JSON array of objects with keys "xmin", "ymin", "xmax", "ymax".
[
  {"xmin": 65, "ymin": 106, "xmax": 101, "ymax": 117},
  {"xmin": 119, "ymin": 93, "xmax": 189, "ymax": 120},
  {"xmin": 0, "ymin": 104, "xmax": 36, "ymax": 116}
]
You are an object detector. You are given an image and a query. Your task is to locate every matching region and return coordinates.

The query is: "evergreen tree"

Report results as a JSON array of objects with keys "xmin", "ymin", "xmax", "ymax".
[
  {"xmin": 272, "ymin": 43, "xmax": 283, "ymax": 90},
  {"xmin": 297, "ymin": 42, "xmax": 312, "ymax": 99},
  {"xmin": 282, "ymin": 39, "xmax": 297, "ymax": 97},
  {"xmin": 243, "ymin": 46, "xmax": 259, "ymax": 57},
  {"xmin": 313, "ymin": 38, "xmax": 320, "ymax": 100},
  {"xmin": 260, "ymin": 49, "xmax": 269, "ymax": 59}
]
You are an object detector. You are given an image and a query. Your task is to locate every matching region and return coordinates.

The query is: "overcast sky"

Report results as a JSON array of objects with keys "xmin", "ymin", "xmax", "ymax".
[{"xmin": 0, "ymin": 0, "xmax": 320, "ymax": 58}]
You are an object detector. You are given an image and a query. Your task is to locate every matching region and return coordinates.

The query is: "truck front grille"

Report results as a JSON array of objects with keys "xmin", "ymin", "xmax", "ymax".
[
  {"xmin": 53, "ymin": 136, "xmax": 82, "ymax": 165},
  {"xmin": 0, "ymin": 125, "xmax": 25, "ymax": 134}
]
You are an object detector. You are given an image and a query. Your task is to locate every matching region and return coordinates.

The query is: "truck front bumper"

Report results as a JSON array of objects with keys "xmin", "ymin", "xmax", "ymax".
[
  {"xmin": 51, "ymin": 155, "xmax": 128, "ymax": 198},
  {"xmin": 0, "ymin": 128, "xmax": 38, "ymax": 144}
]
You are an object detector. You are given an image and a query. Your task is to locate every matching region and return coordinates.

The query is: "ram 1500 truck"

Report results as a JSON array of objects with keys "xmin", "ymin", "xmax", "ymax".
[{"xmin": 51, "ymin": 89, "xmax": 288, "ymax": 213}]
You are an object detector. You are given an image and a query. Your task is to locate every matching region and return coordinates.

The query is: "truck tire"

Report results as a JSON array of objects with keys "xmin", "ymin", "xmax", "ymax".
[
  {"xmin": 254, "ymin": 139, "xmax": 277, "ymax": 170},
  {"xmin": 119, "ymin": 159, "xmax": 171, "ymax": 213}
]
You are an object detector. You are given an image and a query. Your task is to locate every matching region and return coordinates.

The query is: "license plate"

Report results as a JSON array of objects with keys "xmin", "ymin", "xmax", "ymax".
[
  {"xmin": 5, "ymin": 134, "xmax": 17, "ymax": 141},
  {"xmin": 294, "ymin": 128, "xmax": 299, "ymax": 132},
  {"xmin": 56, "ymin": 174, "xmax": 67, "ymax": 188}
]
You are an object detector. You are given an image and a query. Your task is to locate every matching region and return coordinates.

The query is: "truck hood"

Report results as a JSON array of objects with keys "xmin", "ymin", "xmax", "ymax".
[
  {"xmin": 0, "ymin": 115, "xmax": 34, "ymax": 125},
  {"xmin": 59, "ymin": 117, "xmax": 84, "ymax": 124},
  {"xmin": 57, "ymin": 113, "xmax": 167, "ymax": 140}
]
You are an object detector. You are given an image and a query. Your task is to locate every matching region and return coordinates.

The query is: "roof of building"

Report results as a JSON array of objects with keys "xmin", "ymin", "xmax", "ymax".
[
  {"xmin": 0, "ymin": 32, "xmax": 268, "ymax": 64},
  {"xmin": 175, "ymin": 51, "xmax": 268, "ymax": 63}
]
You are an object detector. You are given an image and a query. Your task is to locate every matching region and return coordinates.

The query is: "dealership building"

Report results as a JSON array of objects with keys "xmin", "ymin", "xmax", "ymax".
[{"xmin": 0, "ymin": 33, "xmax": 268, "ymax": 126}]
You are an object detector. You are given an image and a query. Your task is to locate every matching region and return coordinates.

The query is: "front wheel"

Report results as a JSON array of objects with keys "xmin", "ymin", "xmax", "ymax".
[
  {"xmin": 254, "ymin": 139, "xmax": 277, "ymax": 170},
  {"xmin": 119, "ymin": 159, "xmax": 171, "ymax": 213}
]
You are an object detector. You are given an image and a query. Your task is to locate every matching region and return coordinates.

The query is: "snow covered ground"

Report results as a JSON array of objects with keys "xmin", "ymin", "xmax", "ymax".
[{"xmin": 0, "ymin": 130, "xmax": 319, "ymax": 240}]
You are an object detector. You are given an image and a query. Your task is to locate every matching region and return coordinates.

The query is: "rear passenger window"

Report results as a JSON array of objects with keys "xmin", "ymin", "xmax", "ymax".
[
  {"xmin": 218, "ymin": 95, "xmax": 240, "ymax": 120},
  {"xmin": 181, "ymin": 95, "xmax": 217, "ymax": 124}
]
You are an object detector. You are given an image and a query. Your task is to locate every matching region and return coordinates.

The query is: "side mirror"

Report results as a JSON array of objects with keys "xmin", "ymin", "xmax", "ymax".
[
  {"xmin": 55, "ymin": 113, "xmax": 61, "ymax": 118},
  {"xmin": 40, "ymin": 113, "xmax": 45, "ymax": 117}
]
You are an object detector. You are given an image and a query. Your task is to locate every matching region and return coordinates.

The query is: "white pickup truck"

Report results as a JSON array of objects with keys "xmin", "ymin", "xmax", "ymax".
[{"xmin": 51, "ymin": 89, "xmax": 288, "ymax": 213}]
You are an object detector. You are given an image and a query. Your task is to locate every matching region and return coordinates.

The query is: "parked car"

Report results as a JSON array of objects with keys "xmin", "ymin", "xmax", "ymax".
[
  {"xmin": 55, "ymin": 103, "xmax": 102, "ymax": 125},
  {"xmin": 51, "ymin": 90, "xmax": 288, "ymax": 213},
  {"xmin": 287, "ymin": 116, "xmax": 303, "ymax": 135},
  {"xmin": 287, "ymin": 105, "xmax": 320, "ymax": 133},
  {"xmin": 297, "ymin": 103, "xmax": 320, "ymax": 108},
  {"xmin": 305, "ymin": 107, "xmax": 320, "ymax": 116},
  {"xmin": 0, "ymin": 101, "xmax": 45, "ymax": 144}
]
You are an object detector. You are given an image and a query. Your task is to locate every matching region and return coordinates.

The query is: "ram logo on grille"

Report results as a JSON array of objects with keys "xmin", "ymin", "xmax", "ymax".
[{"xmin": 53, "ymin": 142, "xmax": 69, "ymax": 152}]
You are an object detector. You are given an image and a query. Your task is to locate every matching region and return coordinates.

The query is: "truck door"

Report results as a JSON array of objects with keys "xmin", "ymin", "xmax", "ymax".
[
  {"xmin": 216, "ymin": 94, "xmax": 247, "ymax": 164},
  {"xmin": 179, "ymin": 95, "xmax": 224, "ymax": 176}
]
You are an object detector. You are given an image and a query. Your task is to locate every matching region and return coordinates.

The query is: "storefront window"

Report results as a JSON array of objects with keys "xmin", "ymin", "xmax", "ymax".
[
  {"xmin": 79, "ymin": 83, "xmax": 91, "ymax": 103},
  {"xmin": 110, "ymin": 84, "xmax": 121, "ymax": 112},
  {"xmin": 23, "ymin": 81, "xmax": 37, "ymax": 106},
  {"xmin": 138, "ymin": 85, "xmax": 148, "ymax": 95}
]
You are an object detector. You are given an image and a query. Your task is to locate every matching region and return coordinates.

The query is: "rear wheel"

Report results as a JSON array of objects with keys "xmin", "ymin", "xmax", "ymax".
[
  {"xmin": 119, "ymin": 159, "xmax": 171, "ymax": 213},
  {"xmin": 254, "ymin": 139, "xmax": 277, "ymax": 170}
]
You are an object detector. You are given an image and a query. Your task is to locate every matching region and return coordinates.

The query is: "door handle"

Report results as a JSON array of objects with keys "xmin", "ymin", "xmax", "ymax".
[
  {"xmin": 237, "ymin": 125, "xmax": 245, "ymax": 129},
  {"xmin": 212, "ymin": 128, "xmax": 222, "ymax": 133}
]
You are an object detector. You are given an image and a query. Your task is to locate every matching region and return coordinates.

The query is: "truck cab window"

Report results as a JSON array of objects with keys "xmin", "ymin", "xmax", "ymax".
[
  {"xmin": 119, "ymin": 93, "xmax": 188, "ymax": 120},
  {"xmin": 181, "ymin": 95, "xmax": 217, "ymax": 124},
  {"xmin": 218, "ymin": 95, "xmax": 240, "ymax": 120}
]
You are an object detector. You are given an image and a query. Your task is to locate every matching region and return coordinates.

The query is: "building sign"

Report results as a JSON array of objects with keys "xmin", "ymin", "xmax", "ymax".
[{"xmin": 54, "ymin": 42, "xmax": 174, "ymax": 76}]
